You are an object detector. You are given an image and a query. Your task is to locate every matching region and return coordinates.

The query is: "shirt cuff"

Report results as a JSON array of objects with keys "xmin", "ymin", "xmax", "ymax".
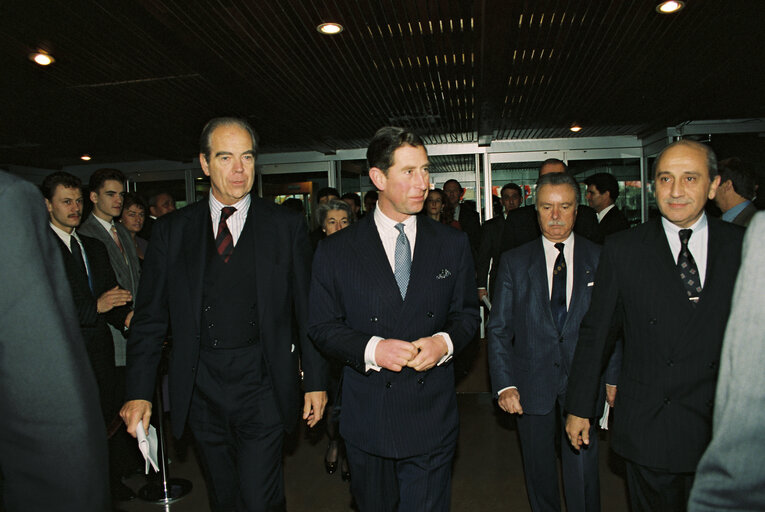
[
  {"xmin": 433, "ymin": 332, "xmax": 453, "ymax": 366},
  {"xmin": 497, "ymin": 386, "xmax": 517, "ymax": 398},
  {"xmin": 364, "ymin": 336, "xmax": 384, "ymax": 372}
]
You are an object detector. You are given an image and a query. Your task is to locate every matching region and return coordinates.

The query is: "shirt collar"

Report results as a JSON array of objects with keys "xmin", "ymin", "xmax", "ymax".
[
  {"xmin": 209, "ymin": 192, "xmax": 251, "ymax": 215},
  {"xmin": 374, "ymin": 206, "xmax": 416, "ymax": 232},
  {"xmin": 92, "ymin": 213, "xmax": 114, "ymax": 232},
  {"xmin": 721, "ymin": 200, "xmax": 751, "ymax": 222},
  {"xmin": 661, "ymin": 212, "xmax": 707, "ymax": 238},
  {"xmin": 597, "ymin": 204, "xmax": 615, "ymax": 222},
  {"xmin": 541, "ymin": 230, "xmax": 575, "ymax": 251}
]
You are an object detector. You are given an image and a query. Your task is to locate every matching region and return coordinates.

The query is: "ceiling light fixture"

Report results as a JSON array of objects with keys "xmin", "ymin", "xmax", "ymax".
[
  {"xmin": 570, "ymin": 123, "xmax": 582, "ymax": 133},
  {"xmin": 317, "ymin": 22, "xmax": 343, "ymax": 35},
  {"xmin": 80, "ymin": 154, "xmax": 91, "ymax": 161},
  {"xmin": 29, "ymin": 51, "xmax": 55, "ymax": 66},
  {"xmin": 656, "ymin": 1, "xmax": 685, "ymax": 14}
]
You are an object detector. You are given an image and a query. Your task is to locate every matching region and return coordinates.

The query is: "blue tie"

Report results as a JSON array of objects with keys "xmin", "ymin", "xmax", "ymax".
[
  {"xmin": 394, "ymin": 223, "xmax": 411, "ymax": 300},
  {"xmin": 551, "ymin": 242, "xmax": 567, "ymax": 332}
]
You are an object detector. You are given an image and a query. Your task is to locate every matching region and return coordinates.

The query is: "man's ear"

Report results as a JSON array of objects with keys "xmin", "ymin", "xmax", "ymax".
[
  {"xmin": 200, "ymin": 153, "xmax": 210, "ymax": 176},
  {"xmin": 44, "ymin": 198, "xmax": 53, "ymax": 214},
  {"xmin": 89, "ymin": 190, "xmax": 98, "ymax": 204},
  {"xmin": 708, "ymin": 175, "xmax": 722, "ymax": 200},
  {"xmin": 369, "ymin": 167, "xmax": 387, "ymax": 191}
]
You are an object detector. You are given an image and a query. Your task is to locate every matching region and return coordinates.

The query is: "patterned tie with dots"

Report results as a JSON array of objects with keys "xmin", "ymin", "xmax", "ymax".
[{"xmin": 677, "ymin": 228, "xmax": 701, "ymax": 304}]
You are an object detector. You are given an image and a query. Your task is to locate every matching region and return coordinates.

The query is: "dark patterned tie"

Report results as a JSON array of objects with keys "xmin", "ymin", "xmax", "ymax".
[
  {"xmin": 216, "ymin": 206, "xmax": 237, "ymax": 263},
  {"xmin": 394, "ymin": 223, "xmax": 411, "ymax": 300},
  {"xmin": 677, "ymin": 229, "xmax": 701, "ymax": 304},
  {"xmin": 551, "ymin": 242, "xmax": 567, "ymax": 332}
]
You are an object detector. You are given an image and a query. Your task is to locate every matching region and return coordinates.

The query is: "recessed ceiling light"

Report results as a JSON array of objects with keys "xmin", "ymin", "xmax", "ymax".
[
  {"xmin": 656, "ymin": 1, "xmax": 685, "ymax": 14},
  {"xmin": 317, "ymin": 22, "xmax": 343, "ymax": 35},
  {"xmin": 80, "ymin": 154, "xmax": 91, "ymax": 161},
  {"xmin": 570, "ymin": 123, "xmax": 582, "ymax": 133},
  {"xmin": 29, "ymin": 51, "xmax": 55, "ymax": 66}
]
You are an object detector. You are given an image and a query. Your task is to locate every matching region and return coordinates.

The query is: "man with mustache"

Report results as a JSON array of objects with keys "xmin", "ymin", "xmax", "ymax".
[
  {"xmin": 41, "ymin": 171, "xmax": 135, "ymax": 502},
  {"xmin": 565, "ymin": 140, "xmax": 745, "ymax": 512},
  {"xmin": 488, "ymin": 172, "xmax": 616, "ymax": 512}
]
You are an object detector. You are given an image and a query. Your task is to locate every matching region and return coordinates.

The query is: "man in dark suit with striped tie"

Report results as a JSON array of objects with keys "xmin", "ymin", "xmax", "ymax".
[
  {"xmin": 121, "ymin": 117, "xmax": 327, "ymax": 511},
  {"xmin": 309, "ymin": 127, "xmax": 480, "ymax": 511},
  {"xmin": 566, "ymin": 140, "xmax": 745, "ymax": 512}
]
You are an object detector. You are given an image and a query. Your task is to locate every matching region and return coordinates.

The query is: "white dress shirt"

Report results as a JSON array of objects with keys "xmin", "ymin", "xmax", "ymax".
[
  {"xmin": 596, "ymin": 204, "xmax": 615, "ymax": 223},
  {"xmin": 209, "ymin": 193, "xmax": 251, "ymax": 245},
  {"xmin": 661, "ymin": 213, "xmax": 709, "ymax": 287},
  {"xmin": 363, "ymin": 207, "xmax": 453, "ymax": 371}
]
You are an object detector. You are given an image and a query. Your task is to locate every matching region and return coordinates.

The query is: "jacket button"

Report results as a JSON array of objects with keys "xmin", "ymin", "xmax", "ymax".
[
  {"xmin": 204, "ymin": 306, "xmax": 211, "ymax": 312},
  {"xmin": 708, "ymin": 362, "xmax": 717, "ymax": 370},
  {"xmin": 385, "ymin": 382, "xmax": 392, "ymax": 389},
  {"xmin": 649, "ymin": 318, "xmax": 657, "ymax": 325},
  {"xmin": 212, "ymin": 339, "xmax": 219, "ymax": 347},
  {"xmin": 248, "ymin": 338, "xmax": 254, "ymax": 344},
  {"xmin": 208, "ymin": 322, "xmax": 214, "ymax": 328},
  {"xmin": 554, "ymin": 362, "xmax": 560, "ymax": 368},
  {"xmin": 558, "ymin": 337, "xmax": 564, "ymax": 343},
  {"xmin": 191, "ymin": 366, "xmax": 196, "ymax": 373},
  {"xmin": 249, "ymin": 320, "xmax": 256, "ymax": 326},
  {"xmin": 427, "ymin": 311, "xmax": 434, "ymax": 318},
  {"xmin": 417, "ymin": 378, "xmax": 424, "ymax": 385},
  {"xmin": 371, "ymin": 316, "xmax": 378, "ymax": 322},
  {"xmin": 663, "ymin": 397, "xmax": 671, "ymax": 405},
  {"xmin": 667, "ymin": 360, "xmax": 674, "ymax": 367}
]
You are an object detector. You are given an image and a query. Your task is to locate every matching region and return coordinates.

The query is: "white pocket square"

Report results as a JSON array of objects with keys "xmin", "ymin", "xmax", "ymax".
[
  {"xmin": 587, "ymin": 281, "xmax": 595, "ymax": 287},
  {"xmin": 436, "ymin": 269, "xmax": 452, "ymax": 279}
]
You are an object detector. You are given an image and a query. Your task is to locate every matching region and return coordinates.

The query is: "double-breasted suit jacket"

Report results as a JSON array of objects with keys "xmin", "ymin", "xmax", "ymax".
[
  {"xmin": 125, "ymin": 197, "xmax": 327, "ymax": 438},
  {"xmin": 566, "ymin": 216, "xmax": 744, "ymax": 472},
  {"xmin": 308, "ymin": 214, "xmax": 480, "ymax": 459},
  {"xmin": 488, "ymin": 235, "xmax": 614, "ymax": 414}
]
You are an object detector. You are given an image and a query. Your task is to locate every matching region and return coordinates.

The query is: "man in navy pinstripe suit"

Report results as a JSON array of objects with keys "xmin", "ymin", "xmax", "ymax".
[{"xmin": 309, "ymin": 127, "xmax": 480, "ymax": 512}]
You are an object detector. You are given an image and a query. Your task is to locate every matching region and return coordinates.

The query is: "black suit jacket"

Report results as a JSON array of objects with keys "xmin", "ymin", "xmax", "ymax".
[
  {"xmin": 308, "ymin": 214, "xmax": 480, "ymax": 458},
  {"xmin": 475, "ymin": 215, "xmax": 504, "ymax": 298},
  {"xmin": 126, "ymin": 196, "xmax": 327, "ymax": 438},
  {"xmin": 0, "ymin": 171, "xmax": 108, "ymax": 511},
  {"xmin": 500, "ymin": 204, "xmax": 603, "ymax": 254},
  {"xmin": 598, "ymin": 205, "xmax": 630, "ymax": 237},
  {"xmin": 457, "ymin": 201, "xmax": 481, "ymax": 257},
  {"xmin": 565, "ymin": 216, "xmax": 744, "ymax": 472}
]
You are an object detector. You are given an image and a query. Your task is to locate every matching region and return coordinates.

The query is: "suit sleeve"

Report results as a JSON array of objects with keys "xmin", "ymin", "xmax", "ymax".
[
  {"xmin": 308, "ymin": 240, "xmax": 374, "ymax": 374},
  {"xmin": 290, "ymin": 214, "xmax": 328, "ymax": 391},
  {"xmin": 441, "ymin": 233, "xmax": 481, "ymax": 354},
  {"xmin": 475, "ymin": 220, "xmax": 494, "ymax": 288},
  {"xmin": 125, "ymin": 216, "xmax": 172, "ymax": 402},
  {"xmin": 87, "ymin": 238, "xmax": 131, "ymax": 330},
  {"xmin": 565, "ymin": 241, "xmax": 621, "ymax": 417},
  {"xmin": 487, "ymin": 252, "xmax": 516, "ymax": 395},
  {"xmin": 0, "ymin": 177, "xmax": 109, "ymax": 511}
]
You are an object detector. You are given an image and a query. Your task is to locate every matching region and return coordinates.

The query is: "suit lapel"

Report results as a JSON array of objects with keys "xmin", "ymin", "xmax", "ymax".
[
  {"xmin": 183, "ymin": 201, "xmax": 210, "ymax": 332},
  {"xmin": 527, "ymin": 239, "xmax": 557, "ymax": 330},
  {"xmin": 351, "ymin": 215, "xmax": 403, "ymax": 312},
  {"xmin": 249, "ymin": 198, "xmax": 273, "ymax": 326},
  {"xmin": 407, "ymin": 216, "xmax": 440, "ymax": 305},
  {"xmin": 564, "ymin": 236, "xmax": 595, "ymax": 334}
]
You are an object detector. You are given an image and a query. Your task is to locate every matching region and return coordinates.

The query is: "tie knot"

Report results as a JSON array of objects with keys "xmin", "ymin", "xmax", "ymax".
[
  {"xmin": 395, "ymin": 223, "xmax": 406, "ymax": 235},
  {"xmin": 221, "ymin": 206, "xmax": 237, "ymax": 221},
  {"xmin": 679, "ymin": 229, "xmax": 692, "ymax": 245},
  {"xmin": 554, "ymin": 242, "xmax": 565, "ymax": 253}
]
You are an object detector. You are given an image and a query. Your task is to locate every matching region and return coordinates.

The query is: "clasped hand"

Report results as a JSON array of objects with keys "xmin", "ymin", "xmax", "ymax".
[{"xmin": 375, "ymin": 336, "xmax": 448, "ymax": 372}]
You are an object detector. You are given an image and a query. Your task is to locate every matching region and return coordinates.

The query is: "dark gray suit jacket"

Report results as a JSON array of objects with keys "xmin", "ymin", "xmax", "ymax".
[
  {"xmin": 308, "ymin": 214, "xmax": 480, "ymax": 458},
  {"xmin": 0, "ymin": 171, "xmax": 108, "ymax": 511},
  {"xmin": 566, "ymin": 216, "xmax": 744, "ymax": 472}
]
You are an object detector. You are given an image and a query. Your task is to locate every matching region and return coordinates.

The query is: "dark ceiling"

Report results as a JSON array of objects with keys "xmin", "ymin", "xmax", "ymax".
[{"xmin": 2, "ymin": 0, "xmax": 764, "ymax": 169}]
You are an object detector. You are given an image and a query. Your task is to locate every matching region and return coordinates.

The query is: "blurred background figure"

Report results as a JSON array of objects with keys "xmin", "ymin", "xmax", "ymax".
[
  {"xmin": 139, "ymin": 191, "xmax": 176, "ymax": 240},
  {"xmin": 363, "ymin": 190, "xmax": 378, "ymax": 215},
  {"xmin": 120, "ymin": 192, "xmax": 149, "ymax": 261},
  {"xmin": 314, "ymin": 198, "xmax": 356, "ymax": 482},
  {"xmin": 341, "ymin": 192, "xmax": 363, "ymax": 219},
  {"xmin": 423, "ymin": 188, "xmax": 460, "ymax": 229},
  {"xmin": 713, "ymin": 157, "xmax": 758, "ymax": 227}
]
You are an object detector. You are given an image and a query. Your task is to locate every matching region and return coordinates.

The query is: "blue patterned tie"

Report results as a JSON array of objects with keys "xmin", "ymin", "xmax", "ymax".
[
  {"xmin": 551, "ymin": 242, "xmax": 567, "ymax": 332},
  {"xmin": 394, "ymin": 223, "xmax": 411, "ymax": 300}
]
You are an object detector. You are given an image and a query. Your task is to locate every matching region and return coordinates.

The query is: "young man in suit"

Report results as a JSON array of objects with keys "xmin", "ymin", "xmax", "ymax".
[
  {"xmin": 488, "ymin": 172, "xmax": 616, "ymax": 512},
  {"xmin": 584, "ymin": 172, "xmax": 630, "ymax": 236},
  {"xmin": 443, "ymin": 178, "xmax": 482, "ymax": 256},
  {"xmin": 565, "ymin": 140, "xmax": 745, "ymax": 512},
  {"xmin": 713, "ymin": 157, "xmax": 758, "ymax": 227},
  {"xmin": 120, "ymin": 117, "xmax": 327, "ymax": 512},
  {"xmin": 0, "ymin": 170, "xmax": 109, "ymax": 511},
  {"xmin": 499, "ymin": 159, "xmax": 603, "ymax": 254},
  {"xmin": 41, "ymin": 171, "xmax": 136, "ymax": 501},
  {"xmin": 309, "ymin": 127, "xmax": 480, "ymax": 511}
]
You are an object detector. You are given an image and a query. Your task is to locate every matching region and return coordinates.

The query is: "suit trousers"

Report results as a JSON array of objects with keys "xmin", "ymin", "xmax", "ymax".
[
  {"xmin": 624, "ymin": 460, "xmax": 694, "ymax": 512},
  {"xmin": 515, "ymin": 391, "xmax": 600, "ymax": 512},
  {"xmin": 345, "ymin": 438, "xmax": 456, "ymax": 512},
  {"xmin": 188, "ymin": 345, "xmax": 285, "ymax": 512}
]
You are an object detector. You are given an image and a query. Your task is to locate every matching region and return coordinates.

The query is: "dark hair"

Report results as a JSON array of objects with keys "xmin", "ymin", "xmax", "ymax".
[
  {"xmin": 718, "ymin": 157, "xmax": 756, "ymax": 200},
  {"xmin": 282, "ymin": 197, "xmax": 304, "ymax": 213},
  {"xmin": 535, "ymin": 172, "xmax": 580, "ymax": 203},
  {"xmin": 199, "ymin": 116, "xmax": 259, "ymax": 162},
  {"xmin": 316, "ymin": 187, "xmax": 340, "ymax": 202},
  {"xmin": 424, "ymin": 188, "xmax": 456, "ymax": 225},
  {"xmin": 652, "ymin": 139, "xmax": 718, "ymax": 180},
  {"xmin": 341, "ymin": 192, "xmax": 361, "ymax": 208},
  {"xmin": 443, "ymin": 179, "xmax": 463, "ymax": 192},
  {"xmin": 584, "ymin": 173, "xmax": 620, "ymax": 201},
  {"xmin": 366, "ymin": 126, "xmax": 426, "ymax": 173},
  {"xmin": 88, "ymin": 168, "xmax": 125, "ymax": 194},
  {"xmin": 148, "ymin": 191, "xmax": 173, "ymax": 208},
  {"xmin": 541, "ymin": 158, "xmax": 569, "ymax": 173},
  {"xmin": 364, "ymin": 190, "xmax": 378, "ymax": 201},
  {"xmin": 41, "ymin": 172, "xmax": 82, "ymax": 200},
  {"xmin": 316, "ymin": 199, "xmax": 355, "ymax": 228},
  {"xmin": 501, "ymin": 183, "xmax": 522, "ymax": 197},
  {"xmin": 123, "ymin": 192, "xmax": 148, "ymax": 213}
]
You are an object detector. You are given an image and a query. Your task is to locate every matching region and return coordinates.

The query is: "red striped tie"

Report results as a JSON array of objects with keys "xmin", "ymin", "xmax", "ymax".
[{"xmin": 216, "ymin": 206, "xmax": 236, "ymax": 263}]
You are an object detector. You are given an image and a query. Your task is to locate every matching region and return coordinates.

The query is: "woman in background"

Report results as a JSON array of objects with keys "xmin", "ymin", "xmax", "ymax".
[
  {"xmin": 119, "ymin": 193, "xmax": 149, "ymax": 261},
  {"xmin": 424, "ymin": 188, "xmax": 461, "ymax": 229}
]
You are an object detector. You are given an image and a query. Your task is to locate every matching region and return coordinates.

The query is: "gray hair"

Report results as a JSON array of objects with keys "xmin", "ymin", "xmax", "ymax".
[
  {"xmin": 652, "ymin": 139, "xmax": 718, "ymax": 180},
  {"xmin": 316, "ymin": 199, "xmax": 355, "ymax": 228},
  {"xmin": 535, "ymin": 172, "xmax": 580, "ymax": 203}
]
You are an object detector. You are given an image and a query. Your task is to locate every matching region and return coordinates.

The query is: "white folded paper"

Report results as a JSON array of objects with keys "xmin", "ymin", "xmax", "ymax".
[
  {"xmin": 481, "ymin": 296, "xmax": 492, "ymax": 311},
  {"xmin": 599, "ymin": 401, "xmax": 610, "ymax": 430},
  {"xmin": 136, "ymin": 424, "xmax": 159, "ymax": 473}
]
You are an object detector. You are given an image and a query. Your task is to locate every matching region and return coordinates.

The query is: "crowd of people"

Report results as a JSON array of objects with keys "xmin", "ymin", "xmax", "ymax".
[{"xmin": 0, "ymin": 115, "xmax": 762, "ymax": 512}]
